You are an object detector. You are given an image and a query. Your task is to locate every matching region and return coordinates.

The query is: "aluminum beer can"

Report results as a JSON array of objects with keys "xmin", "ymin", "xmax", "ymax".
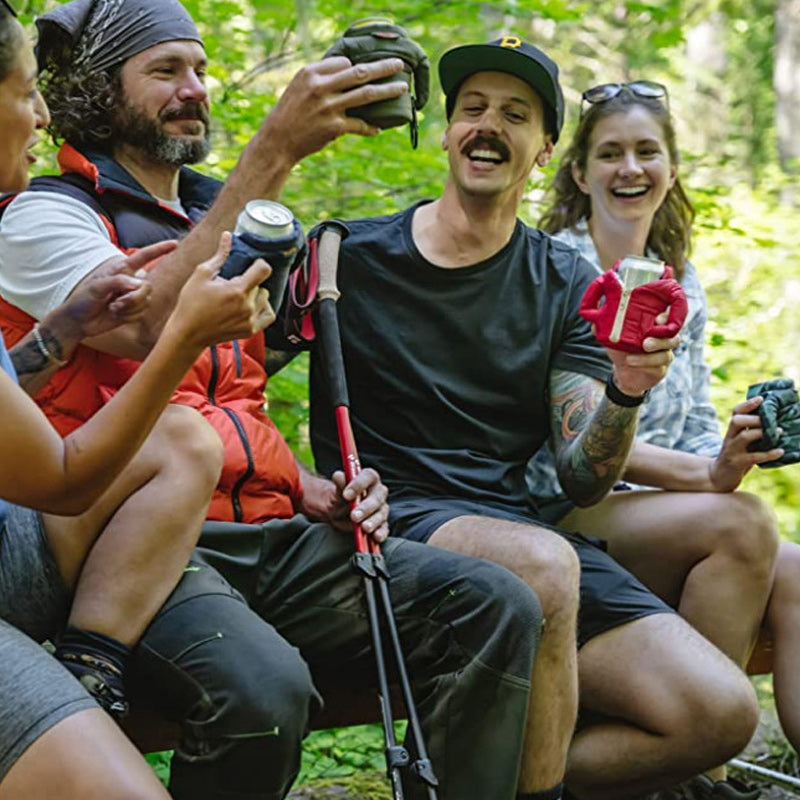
[
  {"xmin": 235, "ymin": 199, "xmax": 294, "ymax": 239},
  {"xmin": 617, "ymin": 254, "xmax": 665, "ymax": 290}
]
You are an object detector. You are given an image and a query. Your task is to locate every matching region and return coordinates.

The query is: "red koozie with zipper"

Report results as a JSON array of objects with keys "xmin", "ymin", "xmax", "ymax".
[{"xmin": 579, "ymin": 261, "xmax": 688, "ymax": 353}]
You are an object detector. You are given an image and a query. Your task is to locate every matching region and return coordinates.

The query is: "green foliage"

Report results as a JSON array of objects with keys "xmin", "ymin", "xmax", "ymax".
[
  {"xmin": 298, "ymin": 724, "xmax": 403, "ymax": 782},
  {"xmin": 268, "ymin": 353, "xmax": 313, "ymax": 465},
  {"xmin": 19, "ymin": 0, "xmax": 797, "ymax": 529},
  {"xmin": 15, "ymin": 0, "xmax": 800, "ymax": 781},
  {"xmin": 144, "ymin": 751, "xmax": 172, "ymax": 786}
]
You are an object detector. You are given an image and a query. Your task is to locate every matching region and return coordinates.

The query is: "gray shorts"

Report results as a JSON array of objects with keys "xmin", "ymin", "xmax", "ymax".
[{"xmin": 0, "ymin": 504, "xmax": 95, "ymax": 782}]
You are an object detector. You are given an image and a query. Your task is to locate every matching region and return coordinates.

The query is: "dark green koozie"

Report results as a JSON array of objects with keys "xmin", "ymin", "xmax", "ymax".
[{"xmin": 325, "ymin": 17, "xmax": 430, "ymax": 144}]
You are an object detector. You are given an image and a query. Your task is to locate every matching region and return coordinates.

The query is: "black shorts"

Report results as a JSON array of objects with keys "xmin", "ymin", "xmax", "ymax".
[{"xmin": 389, "ymin": 495, "xmax": 673, "ymax": 648}]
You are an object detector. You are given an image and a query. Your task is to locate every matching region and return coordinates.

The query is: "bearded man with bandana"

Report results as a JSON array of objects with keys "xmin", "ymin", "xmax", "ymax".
[{"xmin": 0, "ymin": 2, "xmax": 547, "ymax": 799}]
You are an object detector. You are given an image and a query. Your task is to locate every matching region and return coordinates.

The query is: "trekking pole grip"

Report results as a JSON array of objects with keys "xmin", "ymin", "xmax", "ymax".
[{"xmin": 316, "ymin": 221, "xmax": 349, "ymax": 302}]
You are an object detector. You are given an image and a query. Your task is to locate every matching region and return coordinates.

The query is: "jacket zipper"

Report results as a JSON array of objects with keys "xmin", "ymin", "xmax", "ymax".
[{"xmin": 207, "ymin": 345, "xmax": 254, "ymax": 522}]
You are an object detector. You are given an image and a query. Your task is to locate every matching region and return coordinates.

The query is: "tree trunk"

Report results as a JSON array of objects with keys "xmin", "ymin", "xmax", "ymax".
[{"xmin": 775, "ymin": 0, "xmax": 800, "ymax": 202}]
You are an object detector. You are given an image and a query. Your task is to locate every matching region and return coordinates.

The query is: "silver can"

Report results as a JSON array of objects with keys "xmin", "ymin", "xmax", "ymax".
[
  {"xmin": 617, "ymin": 254, "xmax": 666, "ymax": 290},
  {"xmin": 235, "ymin": 199, "xmax": 294, "ymax": 239}
]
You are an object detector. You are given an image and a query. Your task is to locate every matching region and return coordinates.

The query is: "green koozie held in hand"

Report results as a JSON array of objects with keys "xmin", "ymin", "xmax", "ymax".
[
  {"xmin": 325, "ymin": 17, "xmax": 430, "ymax": 147},
  {"xmin": 747, "ymin": 377, "xmax": 800, "ymax": 467}
]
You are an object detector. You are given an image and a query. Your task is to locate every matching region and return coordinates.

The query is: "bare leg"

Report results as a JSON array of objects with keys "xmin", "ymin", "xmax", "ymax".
[
  {"xmin": 567, "ymin": 613, "xmax": 759, "ymax": 799},
  {"xmin": 765, "ymin": 541, "xmax": 800, "ymax": 752},
  {"xmin": 0, "ymin": 708, "xmax": 171, "ymax": 800},
  {"xmin": 43, "ymin": 405, "xmax": 223, "ymax": 645},
  {"xmin": 430, "ymin": 516, "xmax": 580, "ymax": 793},
  {"xmin": 564, "ymin": 489, "xmax": 778, "ymax": 666}
]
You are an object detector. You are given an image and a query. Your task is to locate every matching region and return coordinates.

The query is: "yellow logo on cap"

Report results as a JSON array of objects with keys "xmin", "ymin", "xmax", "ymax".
[{"xmin": 500, "ymin": 36, "xmax": 522, "ymax": 49}]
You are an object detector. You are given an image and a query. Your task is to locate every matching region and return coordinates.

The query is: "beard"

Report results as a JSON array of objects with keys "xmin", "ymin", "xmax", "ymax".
[{"xmin": 112, "ymin": 99, "xmax": 211, "ymax": 166}]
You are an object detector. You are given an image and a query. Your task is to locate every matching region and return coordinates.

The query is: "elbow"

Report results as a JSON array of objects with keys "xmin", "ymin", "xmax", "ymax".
[
  {"xmin": 565, "ymin": 485, "xmax": 609, "ymax": 508},
  {"xmin": 556, "ymin": 466, "xmax": 613, "ymax": 508}
]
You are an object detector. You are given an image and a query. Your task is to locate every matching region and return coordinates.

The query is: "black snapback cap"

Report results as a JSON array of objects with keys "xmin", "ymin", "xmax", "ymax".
[{"xmin": 439, "ymin": 36, "xmax": 565, "ymax": 142}]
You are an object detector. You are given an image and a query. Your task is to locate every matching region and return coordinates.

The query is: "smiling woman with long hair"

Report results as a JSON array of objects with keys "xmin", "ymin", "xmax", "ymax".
[{"xmin": 528, "ymin": 80, "xmax": 800, "ymax": 796}]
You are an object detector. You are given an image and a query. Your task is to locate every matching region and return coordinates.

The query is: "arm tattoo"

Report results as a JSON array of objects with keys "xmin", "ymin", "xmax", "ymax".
[
  {"xmin": 550, "ymin": 368, "xmax": 639, "ymax": 506},
  {"xmin": 10, "ymin": 325, "xmax": 65, "ymax": 394},
  {"xmin": 10, "ymin": 337, "xmax": 51, "ymax": 376}
]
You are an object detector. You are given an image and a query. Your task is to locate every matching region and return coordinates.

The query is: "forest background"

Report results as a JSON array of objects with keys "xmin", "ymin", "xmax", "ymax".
[
  {"xmin": 15, "ymin": 0, "xmax": 800, "ymax": 534},
  {"xmin": 12, "ymin": 0, "xmax": 800, "ymax": 794}
]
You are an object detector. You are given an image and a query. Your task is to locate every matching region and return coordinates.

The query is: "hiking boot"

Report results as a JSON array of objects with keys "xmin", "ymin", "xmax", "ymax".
[{"xmin": 57, "ymin": 651, "xmax": 129, "ymax": 720}]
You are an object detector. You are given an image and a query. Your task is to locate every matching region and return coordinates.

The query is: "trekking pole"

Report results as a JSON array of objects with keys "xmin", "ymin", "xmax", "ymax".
[
  {"xmin": 729, "ymin": 758, "xmax": 800, "ymax": 791},
  {"xmin": 315, "ymin": 222, "xmax": 438, "ymax": 800}
]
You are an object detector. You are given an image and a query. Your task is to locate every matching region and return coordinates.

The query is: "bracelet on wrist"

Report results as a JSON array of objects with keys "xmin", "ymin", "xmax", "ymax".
[
  {"xmin": 32, "ymin": 323, "xmax": 68, "ymax": 368},
  {"xmin": 605, "ymin": 375, "xmax": 648, "ymax": 408}
]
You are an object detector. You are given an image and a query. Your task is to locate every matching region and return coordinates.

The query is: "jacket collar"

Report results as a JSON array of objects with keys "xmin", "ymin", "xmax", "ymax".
[{"xmin": 57, "ymin": 143, "xmax": 220, "ymax": 217}]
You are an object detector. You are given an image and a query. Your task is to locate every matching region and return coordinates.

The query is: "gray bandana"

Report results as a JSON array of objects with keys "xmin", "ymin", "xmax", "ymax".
[{"xmin": 36, "ymin": 0, "xmax": 202, "ymax": 73}]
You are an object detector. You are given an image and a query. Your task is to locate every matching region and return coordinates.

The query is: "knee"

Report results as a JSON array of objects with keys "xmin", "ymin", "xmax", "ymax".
[
  {"xmin": 138, "ymin": 593, "xmax": 318, "ymax": 758},
  {"xmin": 709, "ymin": 492, "xmax": 779, "ymax": 574},
  {"xmin": 681, "ymin": 664, "xmax": 759, "ymax": 764},
  {"xmin": 190, "ymin": 644, "xmax": 317, "ymax": 757},
  {"xmin": 157, "ymin": 405, "xmax": 224, "ymax": 488},
  {"xmin": 513, "ymin": 533, "xmax": 580, "ymax": 619},
  {"xmin": 166, "ymin": 649, "xmax": 317, "ymax": 799}
]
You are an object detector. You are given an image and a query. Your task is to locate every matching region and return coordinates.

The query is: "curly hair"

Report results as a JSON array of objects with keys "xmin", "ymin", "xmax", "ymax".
[
  {"xmin": 539, "ymin": 90, "xmax": 694, "ymax": 279},
  {"xmin": 37, "ymin": 24, "xmax": 122, "ymax": 151},
  {"xmin": 0, "ymin": 8, "xmax": 22, "ymax": 84}
]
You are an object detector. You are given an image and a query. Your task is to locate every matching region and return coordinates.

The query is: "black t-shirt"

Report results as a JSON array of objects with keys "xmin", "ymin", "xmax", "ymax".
[{"xmin": 309, "ymin": 201, "xmax": 611, "ymax": 514}]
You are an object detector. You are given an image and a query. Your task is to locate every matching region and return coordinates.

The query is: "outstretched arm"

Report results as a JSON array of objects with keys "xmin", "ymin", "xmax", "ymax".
[
  {"xmin": 85, "ymin": 57, "xmax": 408, "ymax": 359},
  {"xmin": 624, "ymin": 395, "xmax": 783, "ymax": 492},
  {"xmin": 0, "ymin": 237, "xmax": 274, "ymax": 515},
  {"xmin": 10, "ymin": 243, "xmax": 162, "ymax": 395}
]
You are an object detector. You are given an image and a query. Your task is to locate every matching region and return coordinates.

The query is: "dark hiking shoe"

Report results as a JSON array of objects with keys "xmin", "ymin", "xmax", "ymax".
[{"xmin": 57, "ymin": 651, "xmax": 129, "ymax": 720}]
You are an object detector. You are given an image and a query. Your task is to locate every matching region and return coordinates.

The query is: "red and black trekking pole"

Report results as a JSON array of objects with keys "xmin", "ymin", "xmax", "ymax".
[{"xmin": 314, "ymin": 221, "xmax": 438, "ymax": 800}]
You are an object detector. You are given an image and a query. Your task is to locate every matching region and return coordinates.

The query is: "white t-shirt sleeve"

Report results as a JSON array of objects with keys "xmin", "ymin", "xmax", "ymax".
[{"xmin": 0, "ymin": 191, "xmax": 123, "ymax": 320}]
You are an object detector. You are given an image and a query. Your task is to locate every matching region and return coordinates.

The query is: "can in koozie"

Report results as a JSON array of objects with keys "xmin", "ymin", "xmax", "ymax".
[
  {"xmin": 219, "ymin": 199, "xmax": 305, "ymax": 310},
  {"xmin": 235, "ymin": 200, "xmax": 294, "ymax": 239},
  {"xmin": 617, "ymin": 254, "xmax": 665, "ymax": 290}
]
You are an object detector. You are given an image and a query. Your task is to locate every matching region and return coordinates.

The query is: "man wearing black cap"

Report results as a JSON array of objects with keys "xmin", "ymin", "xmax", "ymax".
[
  {"xmin": 309, "ymin": 37, "xmax": 760, "ymax": 800},
  {"xmin": 0, "ymin": 6, "xmax": 549, "ymax": 800}
]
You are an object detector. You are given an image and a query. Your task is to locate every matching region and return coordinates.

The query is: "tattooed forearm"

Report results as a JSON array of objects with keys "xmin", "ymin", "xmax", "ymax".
[
  {"xmin": 11, "ymin": 337, "xmax": 51, "ymax": 377},
  {"xmin": 550, "ymin": 369, "xmax": 639, "ymax": 506},
  {"xmin": 10, "ymin": 325, "xmax": 66, "ymax": 395},
  {"xmin": 564, "ymin": 396, "xmax": 638, "ymax": 504}
]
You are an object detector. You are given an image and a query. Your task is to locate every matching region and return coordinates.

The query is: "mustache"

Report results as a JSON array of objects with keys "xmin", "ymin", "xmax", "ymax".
[
  {"xmin": 460, "ymin": 135, "xmax": 510, "ymax": 161},
  {"xmin": 160, "ymin": 102, "xmax": 210, "ymax": 125}
]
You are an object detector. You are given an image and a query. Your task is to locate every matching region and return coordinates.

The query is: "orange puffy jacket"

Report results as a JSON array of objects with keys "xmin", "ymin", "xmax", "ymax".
[{"xmin": 0, "ymin": 144, "xmax": 303, "ymax": 522}]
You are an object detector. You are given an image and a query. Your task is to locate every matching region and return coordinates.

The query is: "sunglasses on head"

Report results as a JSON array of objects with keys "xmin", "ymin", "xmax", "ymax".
[
  {"xmin": 580, "ymin": 81, "xmax": 668, "ymax": 117},
  {"xmin": 0, "ymin": 0, "xmax": 16, "ymax": 16}
]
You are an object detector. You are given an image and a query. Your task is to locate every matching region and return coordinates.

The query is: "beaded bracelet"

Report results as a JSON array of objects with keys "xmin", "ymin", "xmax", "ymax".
[{"xmin": 32, "ymin": 323, "xmax": 68, "ymax": 368}]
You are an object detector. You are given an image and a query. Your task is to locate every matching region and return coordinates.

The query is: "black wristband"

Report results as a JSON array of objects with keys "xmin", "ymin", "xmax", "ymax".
[{"xmin": 605, "ymin": 375, "xmax": 648, "ymax": 407}]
